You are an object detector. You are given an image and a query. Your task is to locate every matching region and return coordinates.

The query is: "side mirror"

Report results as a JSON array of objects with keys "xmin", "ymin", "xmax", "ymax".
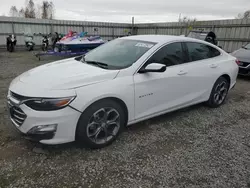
[{"xmin": 139, "ymin": 63, "xmax": 166, "ymax": 73}]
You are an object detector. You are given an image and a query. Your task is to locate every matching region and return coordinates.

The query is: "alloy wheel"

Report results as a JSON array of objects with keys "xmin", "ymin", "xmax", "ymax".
[
  {"xmin": 86, "ymin": 107, "xmax": 120, "ymax": 145},
  {"xmin": 213, "ymin": 81, "xmax": 228, "ymax": 105}
]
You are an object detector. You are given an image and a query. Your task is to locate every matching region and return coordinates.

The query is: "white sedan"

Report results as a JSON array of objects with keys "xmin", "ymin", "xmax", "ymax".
[{"xmin": 7, "ymin": 35, "xmax": 238, "ymax": 148}]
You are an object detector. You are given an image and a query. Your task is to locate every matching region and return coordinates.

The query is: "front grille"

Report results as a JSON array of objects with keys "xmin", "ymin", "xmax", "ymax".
[
  {"xmin": 239, "ymin": 61, "xmax": 250, "ymax": 68},
  {"xmin": 8, "ymin": 102, "xmax": 27, "ymax": 126}
]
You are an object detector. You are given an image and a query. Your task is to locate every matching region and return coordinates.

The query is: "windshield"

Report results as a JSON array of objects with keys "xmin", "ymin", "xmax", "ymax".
[
  {"xmin": 83, "ymin": 39, "xmax": 156, "ymax": 69},
  {"xmin": 243, "ymin": 43, "xmax": 250, "ymax": 49}
]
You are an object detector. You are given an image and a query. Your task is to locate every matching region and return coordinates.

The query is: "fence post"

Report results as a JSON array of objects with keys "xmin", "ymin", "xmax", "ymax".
[
  {"xmin": 179, "ymin": 22, "xmax": 183, "ymax": 35},
  {"xmin": 50, "ymin": 23, "xmax": 53, "ymax": 34},
  {"xmin": 82, "ymin": 25, "xmax": 84, "ymax": 32},
  {"xmin": 132, "ymin": 17, "xmax": 134, "ymax": 35},
  {"xmin": 11, "ymin": 22, "xmax": 15, "ymax": 35},
  {"xmin": 133, "ymin": 27, "xmax": 138, "ymax": 35},
  {"xmin": 212, "ymin": 25, "xmax": 215, "ymax": 32},
  {"xmin": 155, "ymin": 27, "xmax": 158, "ymax": 35},
  {"xmin": 112, "ymin": 26, "xmax": 115, "ymax": 39}
]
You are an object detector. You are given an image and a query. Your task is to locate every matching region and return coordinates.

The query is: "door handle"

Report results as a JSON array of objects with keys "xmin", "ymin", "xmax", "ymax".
[
  {"xmin": 210, "ymin": 64, "xmax": 218, "ymax": 68},
  {"xmin": 177, "ymin": 70, "xmax": 188, "ymax": 75}
]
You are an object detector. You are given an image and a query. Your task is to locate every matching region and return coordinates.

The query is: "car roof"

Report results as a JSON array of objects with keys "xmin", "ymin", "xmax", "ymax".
[{"xmin": 122, "ymin": 35, "xmax": 209, "ymax": 44}]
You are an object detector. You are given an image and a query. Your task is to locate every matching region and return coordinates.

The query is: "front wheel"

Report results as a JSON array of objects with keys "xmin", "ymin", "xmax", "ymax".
[
  {"xmin": 75, "ymin": 99, "xmax": 126, "ymax": 149},
  {"xmin": 206, "ymin": 77, "xmax": 229, "ymax": 108}
]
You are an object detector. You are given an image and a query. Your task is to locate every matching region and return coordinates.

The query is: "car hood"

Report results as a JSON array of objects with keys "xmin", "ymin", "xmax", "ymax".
[
  {"xmin": 11, "ymin": 58, "xmax": 119, "ymax": 92},
  {"xmin": 231, "ymin": 48, "xmax": 250, "ymax": 62}
]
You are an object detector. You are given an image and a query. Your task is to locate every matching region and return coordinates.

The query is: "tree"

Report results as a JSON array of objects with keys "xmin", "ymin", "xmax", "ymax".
[
  {"xmin": 41, "ymin": 1, "xmax": 54, "ymax": 19},
  {"xmin": 8, "ymin": 0, "xmax": 56, "ymax": 19},
  {"xmin": 24, "ymin": 0, "xmax": 36, "ymax": 18},
  {"xmin": 9, "ymin": 6, "xmax": 19, "ymax": 17},
  {"xmin": 236, "ymin": 10, "xmax": 250, "ymax": 19},
  {"xmin": 36, "ymin": 4, "xmax": 41, "ymax": 18},
  {"xmin": 179, "ymin": 16, "xmax": 197, "ymax": 29},
  {"xmin": 19, "ymin": 8, "xmax": 25, "ymax": 17}
]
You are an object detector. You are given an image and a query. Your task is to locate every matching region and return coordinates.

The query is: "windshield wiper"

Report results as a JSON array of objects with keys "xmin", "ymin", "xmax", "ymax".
[
  {"xmin": 81, "ymin": 56, "xmax": 108, "ymax": 69},
  {"xmin": 85, "ymin": 61, "xmax": 109, "ymax": 69}
]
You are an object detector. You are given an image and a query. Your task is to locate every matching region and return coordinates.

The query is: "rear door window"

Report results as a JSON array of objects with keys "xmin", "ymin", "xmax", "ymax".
[{"xmin": 185, "ymin": 42, "xmax": 221, "ymax": 62}]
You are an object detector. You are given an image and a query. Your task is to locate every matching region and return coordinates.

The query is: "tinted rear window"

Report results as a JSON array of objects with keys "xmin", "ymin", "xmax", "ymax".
[{"xmin": 186, "ymin": 42, "xmax": 221, "ymax": 62}]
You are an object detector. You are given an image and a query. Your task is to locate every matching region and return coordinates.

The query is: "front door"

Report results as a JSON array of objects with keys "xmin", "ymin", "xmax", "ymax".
[{"xmin": 133, "ymin": 42, "xmax": 193, "ymax": 120}]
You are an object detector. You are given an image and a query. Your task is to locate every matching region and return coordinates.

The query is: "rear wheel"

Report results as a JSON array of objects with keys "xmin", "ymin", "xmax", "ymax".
[
  {"xmin": 28, "ymin": 46, "xmax": 33, "ymax": 51},
  {"xmin": 42, "ymin": 44, "xmax": 48, "ymax": 51},
  {"xmin": 9, "ymin": 43, "xmax": 14, "ymax": 52},
  {"xmin": 206, "ymin": 77, "xmax": 229, "ymax": 108},
  {"xmin": 42, "ymin": 44, "xmax": 45, "ymax": 51},
  {"xmin": 76, "ymin": 99, "xmax": 126, "ymax": 149}
]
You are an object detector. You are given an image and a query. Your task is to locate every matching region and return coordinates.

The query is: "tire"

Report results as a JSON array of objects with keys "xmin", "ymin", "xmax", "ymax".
[
  {"xmin": 42, "ymin": 45, "xmax": 45, "ymax": 51},
  {"xmin": 7, "ymin": 43, "xmax": 10, "ymax": 52},
  {"xmin": 28, "ymin": 45, "xmax": 33, "ymax": 51},
  {"xmin": 76, "ymin": 99, "xmax": 126, "ymax": 149},
  {"xmin": 42, "ymin": 44, "xmax": 48, "ymax": 51},
  {"xmin": 9, "ymin": 44, "xmax": 14, "ymax": 52},
  {"xmin": 206, "ymin": 77, "xmax": 229, "ymax": 108}
]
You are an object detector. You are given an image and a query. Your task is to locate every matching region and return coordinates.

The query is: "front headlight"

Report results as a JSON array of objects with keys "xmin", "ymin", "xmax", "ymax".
[{"xmin": 24, "ymin": 97, "xmax": 75, "ymax": 111}]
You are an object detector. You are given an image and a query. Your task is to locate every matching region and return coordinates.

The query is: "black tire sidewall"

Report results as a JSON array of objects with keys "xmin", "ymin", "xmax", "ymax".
[
  {"xmin": 76, "ymin": 99, "xmax": 126, "ymax": 149},
  {"xmin": 207, "ymin": 77, "xmax": 229, "ymax": 107},
  {"xmin": 10, "ymin": 44, "xmax": 14, "ymax": 52}
]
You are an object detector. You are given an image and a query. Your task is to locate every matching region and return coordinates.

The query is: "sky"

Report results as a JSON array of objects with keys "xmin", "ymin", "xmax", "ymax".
[{"xmin": 1, "ymin": 0, "xmax": 250, "ymax": 23}]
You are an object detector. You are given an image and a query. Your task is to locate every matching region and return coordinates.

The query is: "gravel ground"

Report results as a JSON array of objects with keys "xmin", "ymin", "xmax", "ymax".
[{"xmin": 0, "ymin": 51, "xmax": 250, "ymax": 188}]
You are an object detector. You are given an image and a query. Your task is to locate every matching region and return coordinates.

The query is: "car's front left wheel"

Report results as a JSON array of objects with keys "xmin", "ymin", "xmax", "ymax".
[{"xmin": 75, "ymin": 99, "xmax": 126, "ymax": 149}]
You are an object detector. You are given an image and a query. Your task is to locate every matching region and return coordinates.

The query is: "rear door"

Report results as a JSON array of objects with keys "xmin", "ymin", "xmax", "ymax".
[{"xmin": 181, "ymin": 42, "xmax": 223, "ymax": 101}]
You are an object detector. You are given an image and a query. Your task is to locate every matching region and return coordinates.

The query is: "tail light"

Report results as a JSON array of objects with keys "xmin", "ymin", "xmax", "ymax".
[{"xmin": 235, "ymin": 59, "xmax": 240, "ymax": 65}]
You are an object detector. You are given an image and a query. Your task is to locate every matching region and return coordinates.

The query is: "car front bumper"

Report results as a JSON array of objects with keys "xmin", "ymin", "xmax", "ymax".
[{"xmin": 7, "ymin": 96, "xmax": 81, "ymax": 145}]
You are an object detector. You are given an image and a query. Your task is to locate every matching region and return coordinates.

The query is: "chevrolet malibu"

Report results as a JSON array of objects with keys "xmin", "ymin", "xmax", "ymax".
[{"xmin": 7, "ymin": 35, "xmax": 238, "ymax": 149}]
